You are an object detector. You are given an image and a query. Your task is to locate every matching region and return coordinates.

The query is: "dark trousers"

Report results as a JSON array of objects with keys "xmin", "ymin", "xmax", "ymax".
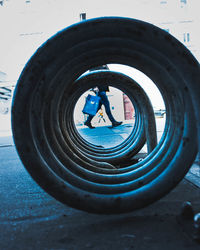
[{"xmin": 86, "ymin": 91, "xmax": 116, "ymax": 123}]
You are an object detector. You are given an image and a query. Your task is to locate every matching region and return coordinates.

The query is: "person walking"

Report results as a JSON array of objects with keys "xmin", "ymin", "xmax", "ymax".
[{"xmin": 84, "ymin": 65, "xmax": 122, "ymax": 129}]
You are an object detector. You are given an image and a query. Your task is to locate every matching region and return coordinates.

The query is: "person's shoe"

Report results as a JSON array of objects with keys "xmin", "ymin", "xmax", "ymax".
[
  {"xmin": 111, "ymin": 121, "xmax": 122, "ymax": 128},
  {"xmin": 84, "ymin": 121, "xmax": 95, "ymax": 129}
]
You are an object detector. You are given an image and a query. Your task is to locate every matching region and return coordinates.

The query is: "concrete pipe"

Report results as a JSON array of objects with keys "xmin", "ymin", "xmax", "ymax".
[
  {"xmin": 61, "ymin": 70, "xmax": 157, "ymax": 167},
  {"xmin": 12, "ymin": 17, "xmax": 199, "ymax": 214}
]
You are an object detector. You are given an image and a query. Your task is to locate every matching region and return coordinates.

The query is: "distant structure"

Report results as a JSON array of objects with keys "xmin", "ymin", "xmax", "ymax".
[
  {"xmin": 0, "ymin": 71, "xmax": 12, "ymax": 114},
  {"xmin": 80, "ymin": 12, "xmax": 86, "ymax": 21},
  {"xmin": 0, "ymin": 0, "xmax": 199, "ymax": 83},
  {"xmin": 155, "ymin": 0, "xmax": 199, "ymax": 62}
]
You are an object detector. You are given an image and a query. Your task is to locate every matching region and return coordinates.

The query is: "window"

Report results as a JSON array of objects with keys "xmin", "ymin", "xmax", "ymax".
[
  {"xmin": 180, "ymin": 0, "xmax": 187, "ymax": 4},
  {"xmin": 183, "ymin": 33, "xmax": 190, "ymax": 42}
]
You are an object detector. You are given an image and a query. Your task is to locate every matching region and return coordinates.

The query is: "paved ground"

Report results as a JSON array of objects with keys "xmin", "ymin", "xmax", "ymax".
[
  {"xmin": 0, "ymin": 146, "xmax": 200, "ymax": 249},
  {"xmin": 77, "ymin": 118, "xmax": 165, "ymax": 149},
  {"xmin": 77, "ymin": 124, "xmax": 133, "ymax": 148},
  {"xmin": 1, "ymin": 115, "xmax": 200, "ymax": 249}
]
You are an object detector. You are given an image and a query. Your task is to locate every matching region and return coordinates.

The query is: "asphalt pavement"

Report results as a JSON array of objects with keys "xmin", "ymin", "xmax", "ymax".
[{"xmin": 0, "ymin": 119, "xmax": 200, "ymax": 249}]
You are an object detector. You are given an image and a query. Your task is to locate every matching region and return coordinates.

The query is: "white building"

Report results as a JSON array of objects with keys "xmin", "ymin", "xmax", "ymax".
[{"xmin": 0, "ymin": 0, "xmax": 199, "ymax": 124}]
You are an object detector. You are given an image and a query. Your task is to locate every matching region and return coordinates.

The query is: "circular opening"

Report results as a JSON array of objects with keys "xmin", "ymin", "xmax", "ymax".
[
  {"xmin": 73, "ymin": 86, "xmax": 135, "ymax": 149},
  {"xmin": 72, "ymin": 64, "xmax": 166, "ymax": 158}
]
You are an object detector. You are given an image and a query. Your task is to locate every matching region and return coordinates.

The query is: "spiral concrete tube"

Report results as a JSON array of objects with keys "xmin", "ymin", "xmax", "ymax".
[
  {"xmin": 12, "ymin": 17, "xmax": 199, "ymax": 214},
  {"xmin": 60, "ymin": 71, "xmax": 157, "ymax": 165}
]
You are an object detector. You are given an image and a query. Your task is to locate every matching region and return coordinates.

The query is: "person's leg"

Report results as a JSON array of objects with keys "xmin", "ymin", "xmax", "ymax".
[
  {"xmin": 85, "ymin": 114, "xmax": 93, "ymax": 123},
  {"xmin": 98, "ymin": 91, "xmax": 115, "ymax": 122},
  {"xmin": 98, "ymin": 91, "xmax": 122, "ymax": 127},
  {"xmin": 84, "ymin": 102, "xmax": 102, "ymax": 129},
  {"xmin": 84, "ymin": 114, "xmax": 95, "ymax": 128}
]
